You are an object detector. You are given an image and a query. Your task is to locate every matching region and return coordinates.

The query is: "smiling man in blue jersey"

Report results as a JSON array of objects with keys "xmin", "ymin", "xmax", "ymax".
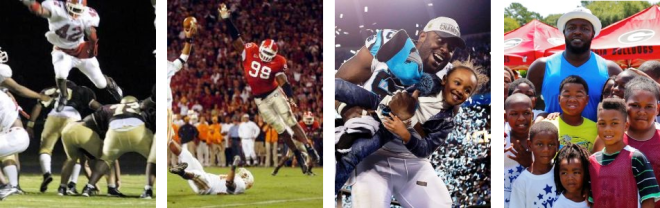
[{"xmin": 527, "ymin": 6, "xmax": 622, "ymax": 122}]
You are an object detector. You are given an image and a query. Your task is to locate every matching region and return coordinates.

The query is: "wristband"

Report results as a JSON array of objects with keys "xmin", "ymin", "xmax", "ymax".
[
  {"xmin": 225, "ymin": 19, "xmax": 240, "ymax": 40},
  {"xmin": 185, "ymin": 38, "xmax": 193, "ymax": 43},
  {"xmin": 27, "ymin": 121, "xmax": 35, "ymax": 128},
  {"xmin": 282, "ymin": 83, "xmax": 294, "ymax": 98}
]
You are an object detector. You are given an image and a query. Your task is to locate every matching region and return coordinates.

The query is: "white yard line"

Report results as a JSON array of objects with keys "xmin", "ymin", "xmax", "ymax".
[{"xmin": 198, "ymin": 197, "xmax": 323, "ymax": 208}]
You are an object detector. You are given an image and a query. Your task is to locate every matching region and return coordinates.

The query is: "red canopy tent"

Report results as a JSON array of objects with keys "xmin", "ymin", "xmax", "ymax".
[
  {"xmin": 545, "ymin": 5, "xmax": 660, "ymax": 68},
  {"xmin": 504, "ymin": 19, "xmax": 564, "ymax": 67}
]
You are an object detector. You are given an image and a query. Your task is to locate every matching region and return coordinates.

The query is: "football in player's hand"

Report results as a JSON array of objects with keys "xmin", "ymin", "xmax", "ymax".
[{"xmin": 183, "ymin": 16, "xmax": 197, "ymax": 32}]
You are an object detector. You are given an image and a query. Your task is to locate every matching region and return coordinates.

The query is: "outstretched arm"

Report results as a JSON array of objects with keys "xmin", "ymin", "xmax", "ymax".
[
  {"xmin": 182, "ymin": 22, "xmax": 195, "ymax": 57},
  {"xmin": 21, "ymin": 0, "xmax": 51, "ymax": 18},
  {"xmin": 218, "ymin": 3, "xmax": 245, "ymax": 53},
  {"xmin": 1, "ymin": 78, "xmax": 50, "ymax": 101}
]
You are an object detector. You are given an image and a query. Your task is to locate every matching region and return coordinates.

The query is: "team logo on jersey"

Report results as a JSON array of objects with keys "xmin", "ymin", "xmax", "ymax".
[
  {"xmin": 504, "ymin": 38, "xmax": 523, "ymax": 50},
  {"xmin": 378, "ymin": 79, "xmax": 388, "ymax": 91},
  {"xmin": 547, "ymin": 38, "xmax": 563, "ymax": 46},
  {"xmin": 618, "ymin": 29, "xmax": 655, "ymax": 44}
]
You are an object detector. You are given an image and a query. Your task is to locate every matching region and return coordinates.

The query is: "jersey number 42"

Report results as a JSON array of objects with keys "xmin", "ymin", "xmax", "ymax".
[
  {"xmin": 249, "ymin": 61, "xmax": 272, "ymax": 79},
  {"xmin": 55, "ymin": 25, "xmax": 84, "ymax": 42}
]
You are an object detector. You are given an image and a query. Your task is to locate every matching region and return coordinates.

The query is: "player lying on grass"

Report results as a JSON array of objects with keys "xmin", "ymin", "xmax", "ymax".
[{"xmin": 169, "ymin": 139, "xmax": 253, "ymax": 195}]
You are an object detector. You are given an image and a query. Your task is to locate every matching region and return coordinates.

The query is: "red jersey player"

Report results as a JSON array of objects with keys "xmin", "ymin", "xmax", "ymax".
[{"xmin": 218, "ymin": 4, "xmax": 318, "ymax": 174}]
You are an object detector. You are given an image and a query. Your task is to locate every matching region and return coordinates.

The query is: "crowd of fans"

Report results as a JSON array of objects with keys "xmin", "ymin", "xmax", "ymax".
[
  {"xmin": 167, "ymin": 0, "xmax": 323, "ymax": 123},
  {"xmin": 167, "ymin": 0, "xmax": 323, "ymax": 167}
]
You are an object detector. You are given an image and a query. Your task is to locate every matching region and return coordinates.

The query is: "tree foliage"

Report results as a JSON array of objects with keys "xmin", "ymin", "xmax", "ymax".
[
  {"xmin": 541, "ymin": 14, "xmax": 562, "ymax": 27},
  {"xmin": 504, "ymin": 3, "xmax": 543, "ymax": 26},
  {"xmin": 505, "ymin": 1, "xmax": 653, "ymax": 32},
  {"xmin": 504, "ymin": 17, "xmax": 520, "ymax": 33},
  {"xmin": 582, "ymin": 1, "xmax": 651, "ymax": 27}
]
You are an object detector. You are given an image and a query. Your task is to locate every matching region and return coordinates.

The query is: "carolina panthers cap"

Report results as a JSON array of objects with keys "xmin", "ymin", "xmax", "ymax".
[
  {"xmin": 423, "ymin": 17, "xmax": 466, "ymax": 49},
  {"xmin": 557, "ymin": 6, "xmax": 602, "ymax": 37}
]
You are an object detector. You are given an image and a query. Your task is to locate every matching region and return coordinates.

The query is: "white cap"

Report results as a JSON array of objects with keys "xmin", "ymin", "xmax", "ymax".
[
  {"xmin": 557, "ymin": 6, "xmax": 602, "ymax": 37},
  {"xmin": 242, "ymin": 114, "xmax": 249, "ymax": 118},
  {"xmin": 423, "ymin": 17, "xmax": 466, "ymax": 49}
]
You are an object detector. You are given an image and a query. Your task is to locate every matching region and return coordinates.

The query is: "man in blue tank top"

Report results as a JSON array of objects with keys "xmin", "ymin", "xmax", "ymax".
[{"xmin": 527, "ymin": 6, "xmax": 622, "ymax": 122}]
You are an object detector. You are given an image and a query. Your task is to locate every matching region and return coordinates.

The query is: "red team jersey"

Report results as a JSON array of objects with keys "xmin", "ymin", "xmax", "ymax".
[
  {"xmin": 242, "ymin": 43, "xmax": 287, "ymax": 96},
  {"xmin": 299, "ymin": 121, "xmax": 320, "ymax": 136}
]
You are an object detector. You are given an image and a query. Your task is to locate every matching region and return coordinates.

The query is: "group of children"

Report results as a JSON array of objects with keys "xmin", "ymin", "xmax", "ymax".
[{"xmin": 504, "ymin": 61, "xmax": 660, "ymax": 207}]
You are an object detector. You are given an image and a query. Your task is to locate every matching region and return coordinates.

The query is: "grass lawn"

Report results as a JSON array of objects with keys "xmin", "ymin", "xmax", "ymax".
[
  {"xmin": 167, "ymin": 166, "xmax": 322, "ymax": 208},
  {"xmin": 0, "ymin": 173, "xmax": 155, "ymax": 207}
]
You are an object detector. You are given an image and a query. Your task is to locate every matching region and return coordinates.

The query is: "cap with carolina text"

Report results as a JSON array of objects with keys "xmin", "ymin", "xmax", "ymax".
[{"xmin": 423, "ymin": 17, "xmax": 466, "ymax": 49}]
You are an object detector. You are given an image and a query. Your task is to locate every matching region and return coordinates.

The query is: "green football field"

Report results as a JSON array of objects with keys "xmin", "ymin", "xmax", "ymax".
[
  {"xmin": 167, "ymin": 167, "xmax": 323, "ymax": 208},
  {"xmin": 0, "ymin": 173, "xmax": 155, "ymax": 207}
]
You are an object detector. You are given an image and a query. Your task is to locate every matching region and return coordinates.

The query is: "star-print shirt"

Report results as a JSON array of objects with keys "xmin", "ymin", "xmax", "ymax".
[
  {"xmin": 510, "ymin": 166, "xmax": 559, "ymax": 208},
  {"xmin": 504, "ymin": 132, "xmax": 526, "ymax": 208}
]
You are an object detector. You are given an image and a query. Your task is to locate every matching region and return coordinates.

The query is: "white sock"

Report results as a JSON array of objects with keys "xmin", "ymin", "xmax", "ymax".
[
  {"xmin": 3, "ymin": 165, "xmax": 18, "ymax": 187},
  {"xmin": 108, "ymin": 184, "xmax": 116, "ymax": 189},
  {"xmin": 144, "ymin": 185, "xmax": 152, "ymax": 190},
  {"xmin": 40, "ymin": 154, "xmax": 51, "ymax": 174},
  {"xmin": 69, "ymin": 163, "xmax": 81, "ymax": 183}
]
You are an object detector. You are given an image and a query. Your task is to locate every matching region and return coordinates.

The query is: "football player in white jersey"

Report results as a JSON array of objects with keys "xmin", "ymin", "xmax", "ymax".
[
  {"xmin": 0, "ymin": 90, "xmax": 34, "ymax": 199},
  {"xmin": 0, "ymin": 47, "xmax": 53, "ymax": 196},
  {"xmin": 168, "ymin": 17, "xmax": 196, "ymax": 154},
  {"xmin": 169, "ymin": 139, "xmax": 253, "ymax": 195},
  {"xmin": 20, "ymin": 0, "xmax": 123, "ymax": 111}
]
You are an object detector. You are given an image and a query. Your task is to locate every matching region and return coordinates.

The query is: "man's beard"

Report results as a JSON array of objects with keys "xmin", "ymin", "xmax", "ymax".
[{"xmin": 565, "ymin": 38, "xmax": 592, "ymax": 54}]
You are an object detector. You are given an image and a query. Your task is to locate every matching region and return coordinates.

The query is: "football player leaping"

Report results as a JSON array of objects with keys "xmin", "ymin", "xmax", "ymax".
[
  {"xmin": 218, "ymin": 3, "xmax": 319, "ymax": 174},
  {"xmin": 20, "ymin": 0, "xmax": 123, "ymax": 111}
]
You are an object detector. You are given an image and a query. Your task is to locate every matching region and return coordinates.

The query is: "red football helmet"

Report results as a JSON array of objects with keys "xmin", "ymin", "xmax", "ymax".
[
  {"xmin": 66, "ymin": 0, "xmax": 87, "ymax": 18},
  {"xmin": 259, "ymin": 39, "xmax": 278, "ymax": 62},
  {"xmin": 303, "ymin": 111, "xmax": 314, "ymax": 125}
]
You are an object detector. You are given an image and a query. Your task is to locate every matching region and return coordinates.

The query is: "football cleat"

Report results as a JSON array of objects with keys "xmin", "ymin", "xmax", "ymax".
[
  {"xmin": 67, "ymin": 182, "xmax": 79, "ymax": 195},
  {"xmin": 140, "ymin": 188, "xmax": 153, "ymax": 199},
  {"xmin": 15, "ymin": 185, "xmax": 24, "ymax": 195},
  {"xmin": 232, "ymin": 155, "xmax": 241, "ymax": 167},
  {"xmin": 40, "ymin": 172, "xmax": 53, "ymax": 193},
  {"xmin": 0, "ymin": 186, "xmax": 19, "ymax": 201},
  {"xmin": 57, "ymin": 185, "xmax": 66, "ymax": 196},
  {"xmin": 105, "ymin": 76, "xmax": 123, "ymax": 102},
  {"xmin": 56, "ymin": 94, "xmax": 67, "ymax": 112},
  {"xmin": 169, "ymin": 162, "xmax": 188, "ymax": 177},
  {"xmin": 81, "ymin": 184, "xmax": 98, "ymax": 197},
  {"xmin": 271, "ymin": 167, "xmax": 279, "ymax": 176},
  {"xmin": 107, "ymin": 187, "xmax": 126, "ymax": 197}
]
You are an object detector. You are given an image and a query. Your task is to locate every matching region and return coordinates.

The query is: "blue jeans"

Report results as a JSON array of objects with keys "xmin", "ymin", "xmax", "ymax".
[{"xmin": 334, "ymin": 78, "xmax": 390, "ymax": 194}]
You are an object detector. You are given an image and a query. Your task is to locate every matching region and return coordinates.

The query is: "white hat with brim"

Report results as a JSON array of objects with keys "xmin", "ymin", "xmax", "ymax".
[
  {"xmin": 557, "ymin": 6, "xmax": 602, "ymax": 37},
  {"xmin": 423, "ymin": 17, "xmax": 466, "ymax": 49}
]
